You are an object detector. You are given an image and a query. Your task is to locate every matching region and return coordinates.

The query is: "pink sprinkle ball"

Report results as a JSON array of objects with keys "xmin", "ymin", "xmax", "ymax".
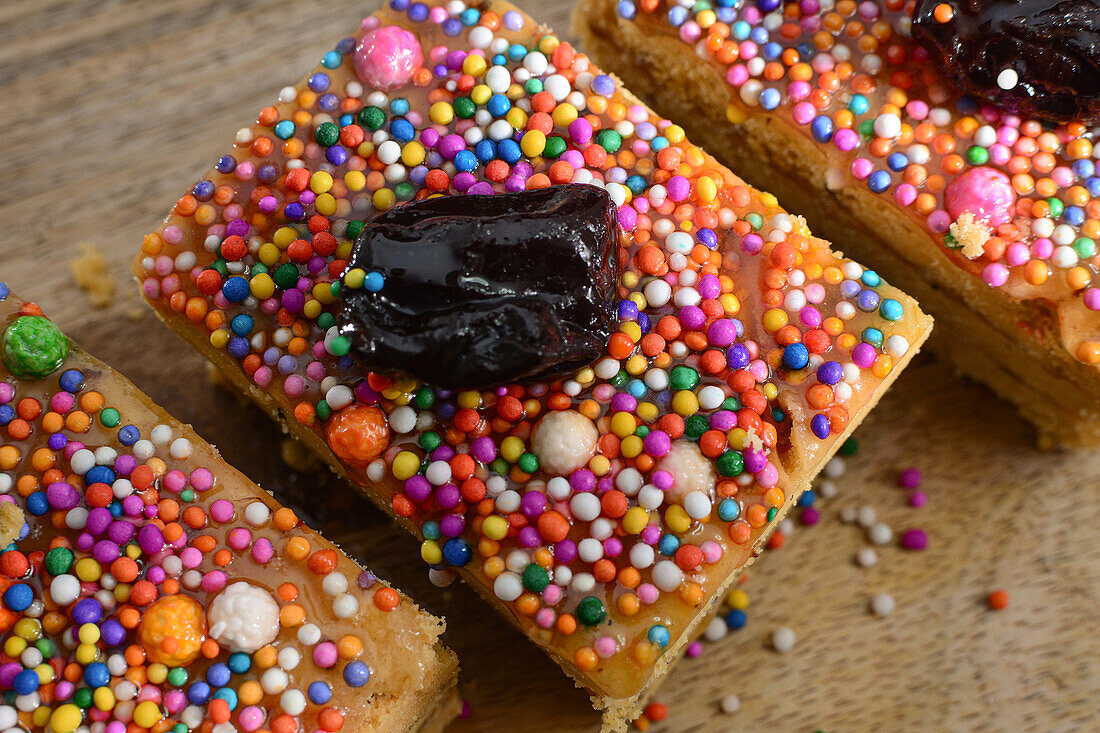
[
  {"xmin": 944, "ymin": 166, "xmax": 1016, "ymax": 226},
  {"xmin": 313, "ymin": 641, "xmax": 339, "ymax": 668},
  {"xmin": 897, "ymin": 467, "xmax": 921, "ymax": 489},
  {"xmin": 353, "ymin": 25, "xmax": 424, "ymax": 91},
  {"xmin": 251, "ymin": 538, "xmax": 275, "ymax": 564},
  {"xmin": 189, "ymin": 467, "xmax": 215, "ymax": 491},
  {"xmin": 983, "ymin": 263, "xmax": 1009, "ymax": 287},
  {"xmin": 909, "ymin": 491, "xmax": 927, "ymax": 508},
  {"xmin": 210, "ymin": 499, "xmax": 235, "ymax": 523},
  {"xmin": 686, "ymin": 641, "xmax": 703, "ymax": 658},
  {"xmin": 900, "ymin": 529, "xmax": 928, "ymax": 550}
]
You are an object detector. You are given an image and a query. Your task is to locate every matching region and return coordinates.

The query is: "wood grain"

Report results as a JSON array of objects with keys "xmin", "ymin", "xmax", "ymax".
[{"xmin": 1, "ymin": 1, "xmax": 1097, "ymax": 731}]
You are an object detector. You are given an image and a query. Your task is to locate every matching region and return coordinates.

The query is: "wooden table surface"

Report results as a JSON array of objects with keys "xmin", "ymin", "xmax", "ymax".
[{"xmin": 2, "ymin": 1, "xmax": 1098, "ymax": 731}]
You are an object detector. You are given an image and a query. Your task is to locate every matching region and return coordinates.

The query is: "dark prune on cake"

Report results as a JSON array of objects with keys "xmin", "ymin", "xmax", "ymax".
[
  {"xmin": 912, "ymin": 0, "xmax": 1100, "ymax": 124},
  {"xmin": 338, "ymin": 185, "xmax": 621, "ymax": 389}
]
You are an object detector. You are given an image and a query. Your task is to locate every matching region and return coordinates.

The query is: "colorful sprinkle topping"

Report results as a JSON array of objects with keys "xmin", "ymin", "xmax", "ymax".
[
  {"xmin": 0, "ymin": 293, "xmax": 445, "ymax": 732},
  {"xmin": 136, "ymin": 0, "xmax": 927, "ymax": 695},
  {"xmin": 622, "ymin": 0, "xmax": 1100, "ymax": 363}
]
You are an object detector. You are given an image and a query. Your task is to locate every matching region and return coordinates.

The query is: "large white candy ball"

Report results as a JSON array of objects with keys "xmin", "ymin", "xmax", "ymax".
[
  {"xmin": 208, "ymin": 582, "xmax": 280, "ymax": 652},
  {"xmin": 658, "ymin": 441, "xmax": 716, "ymax": 501},
  {"xmin": 531, "ymin": 411, "xmax": 598, "ymax": 475}
]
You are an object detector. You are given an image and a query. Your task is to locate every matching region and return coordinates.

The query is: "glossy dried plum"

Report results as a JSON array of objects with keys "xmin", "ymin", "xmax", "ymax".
[
  {"xmin": 338, "ymin": 185, "xmax": 620, "ymax": 389},
  {"xmin": 912, "ymin": 0, "xmax": 1100, "ymax": 124}
]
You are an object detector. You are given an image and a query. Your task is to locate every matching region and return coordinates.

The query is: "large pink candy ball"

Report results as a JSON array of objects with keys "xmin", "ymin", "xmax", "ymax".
[
  {"xmin": 353, "ymin": 25, "xmax": 423, "ymax": 91},
  {"xmin": 944, "ymin": 166, "xmax": 1016, "ymax": 227}
]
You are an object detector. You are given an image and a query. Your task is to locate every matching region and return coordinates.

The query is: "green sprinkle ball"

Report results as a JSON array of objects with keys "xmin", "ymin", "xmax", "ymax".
[{"xmin": 2, "ymin": 316, "xmax": 69, "ymax": 379}]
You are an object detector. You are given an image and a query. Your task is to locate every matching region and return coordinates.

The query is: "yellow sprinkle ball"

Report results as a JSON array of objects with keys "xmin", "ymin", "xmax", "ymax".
[
  {"xmin": 272, "ymin": 227, "xmax": 297, "ymax": 248},
  {"xmin": 470, "ymin": 84, "xmax": 491, "ymax": 105},
  {"xmin": 74, "ymin": 643, "xmax": 99, "ymax": 665},
  {"xmin": 344, "ymin": 170, "xmax": 367, "ymax": 191},
  {"xmin": 392, "ymin": 451, "xmax": 420, "ymax": 480},
  {"xmin": 726, "ymin": 103, "xmax": 748, "ymax": 124},
  {"xmin": 521, "ymin": 130, "xmax": 546, "ymax": 157},
  {"xmin": 250, "ymin": 272, "xmax": 276, "ymax": 298},
  {"xmin": 49, "ymin": 705, "xmax": 82, "ymax": 733},
  {"xmin": 671, "ymin": 391, "xmax": 700, "ymax": 416},
  {"xmin": 14, "ymin": 618, "xmax": 40, "ymax": 641},
  {"xmin": 665, "ymin": 504, "xmax": 692, "ymax": 533},
  {"xmin": 35, "ymin": 662, "xmax": 55, "ymax": 683},
  {"xmin": 429, "ymin": 101, "xmax": 455, "ymax": 125},
  {"xmin": 589, "ymin": 455, "xmax": 611, "ymax": 476},
  {"xmin": 726, "ymin": 588, "xmax": 750, "ymax": 609},
  {"xmin": 500, "ymin": 436, "xmax": 525, "ymax": 463},
  {"xmin": 78, "ymin": 623, "xmax": 101, "ymax": 645},
  {"xmin": 505, "ymin": 107, "xmax": 527, "ymax": 129},
  {"xmin": 610, "ymin": 412, "xmax": 637, "ymax": 438},
  {"xmin": 147, "ymin": 663, "xmax": 168, "ymax": 685},
  {"xmin": 133, "ymin": 700, "xmax": 164, "ymax": 728},
  {"xmin": 763, "ymin": 308, "xmax": 788, "ymax": 332},
  {"xmin": 625, "ymin": 354, "xmax": 648, "ymax": 375},
  {"xmin": 372, "ymin": 188, "xmax": 396, "ymax": 211},
  {"xmin": 552, "ymin": 103, "xmax": 579, "ymax": 127},
  {"xmin": 622, "ymin": 506, "xmax": 649, "ymax": 534},
  {"xmin": 636, "ymin": 401, "xmax": 659, "ymax": 422},
  {"xmin": 620, "ymin": 435, "xmax": 644, "ymax": 458},
  {"xmin": 3, "ymin": 637, "xmax": 25, "ymax": 657},
  {"xmin": 402, "ymin": 141, "xmax": 426, "ymax": 166},
  {"xmin": 315, "ymin": 193, "xmax": 337, "ymax": 216},
  {"xmin": 421, "ymin": 541, "xmax": 443, "ymax": 564},
  {"xmin": 310, "ymin": 170, "xmax": 334, "ymax": 194},
  {"xmin": 93, "ymin": 686, "xmax": 116, "ymax": 712},
  {"xmin": 457, "ymin": 390, "xmax": 482, "ymax": 409},
  {"xmin": 696, "ymin": 175, "xmax": 718, "ymax": 203}
]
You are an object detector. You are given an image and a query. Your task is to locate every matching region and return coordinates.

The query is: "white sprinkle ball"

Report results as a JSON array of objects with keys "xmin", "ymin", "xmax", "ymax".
[
  {"xmin": 856, "ymin": 505, "xmax": 877, "ymax": 528},
  {"xmin": 772, "ymin": 626, "xmax": 796, "ymax": 653},
  {"xmin": 868, "ymin": 522, "xmax": 894, "ymax": 545},
  {"xmin": 870, "ymin": 592, "xmax": 896, "ymax": 616},
  {"xmin": 856, "ymin": 547, "xmax": 879, "ymax": 568}
]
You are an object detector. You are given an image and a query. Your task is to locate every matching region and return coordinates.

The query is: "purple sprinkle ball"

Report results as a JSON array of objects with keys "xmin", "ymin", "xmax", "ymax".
[
  {"xmin": 897, "ymin": 467, "xmax": 922, "ymax": 489},
  {"xmin": 900, "ymin": 528, "xmax": 928, "ymax": 550}
]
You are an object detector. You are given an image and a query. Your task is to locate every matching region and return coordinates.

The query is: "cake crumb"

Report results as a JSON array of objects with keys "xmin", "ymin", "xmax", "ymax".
[
  {"xmin": 0, "ymin": 502, "xmax": 24, "ymax": 547},
  {"xmin": 949, "ymin": 212, "xmax": 990, "ymax": 259},
  {"xmin": 742, "ymin": 427, "xmax": 765, "ymax": 453},
  {"xmin": 69, "ymin": 244, "xmax": 116, "ymax": 307}
]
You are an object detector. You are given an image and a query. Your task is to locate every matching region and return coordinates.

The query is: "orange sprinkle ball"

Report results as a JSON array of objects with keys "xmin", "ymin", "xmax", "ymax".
[
  {"xmin": 988, "ymin": 590, "xmax": 1010, "ymax": 610},
  {"xmin": 138, "ymin": 595, "xmax": 206, "ymax": 666}
]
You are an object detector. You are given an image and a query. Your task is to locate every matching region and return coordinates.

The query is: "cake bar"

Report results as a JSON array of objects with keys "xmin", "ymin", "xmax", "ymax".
[
  {"xmin": 0, "ymin": 286, "xmax": 459, "ymax": 733},
  {"xmin": 574, "ymin": 0, "xmax": 1100, "ymax": 446},
  {"xmin": 134, "ymin": 0, "xmax": 931, "ymax": 728}
]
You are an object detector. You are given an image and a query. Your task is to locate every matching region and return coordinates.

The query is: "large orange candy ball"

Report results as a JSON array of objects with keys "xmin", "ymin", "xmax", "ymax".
[
  {"xmin": 138, "ymin": 594, "xmax": 207, "ymax": 666},
  {"xmin": 325, "ymin": 404, "xmax": 390, "ymax": 467}
]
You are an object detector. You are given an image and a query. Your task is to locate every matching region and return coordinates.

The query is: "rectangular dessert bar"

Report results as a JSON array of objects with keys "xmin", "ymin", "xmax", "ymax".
[
  {"xmin": 134, "ymin": 0, "xmax": 931, "ymax": 728},
  {"xmin": 574, "ymin": 0, "xmax": 1100, "ymax": 446},
  {"xmin": 0, "ymin": 288, "xmax": 459, "ymax": 733}
]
